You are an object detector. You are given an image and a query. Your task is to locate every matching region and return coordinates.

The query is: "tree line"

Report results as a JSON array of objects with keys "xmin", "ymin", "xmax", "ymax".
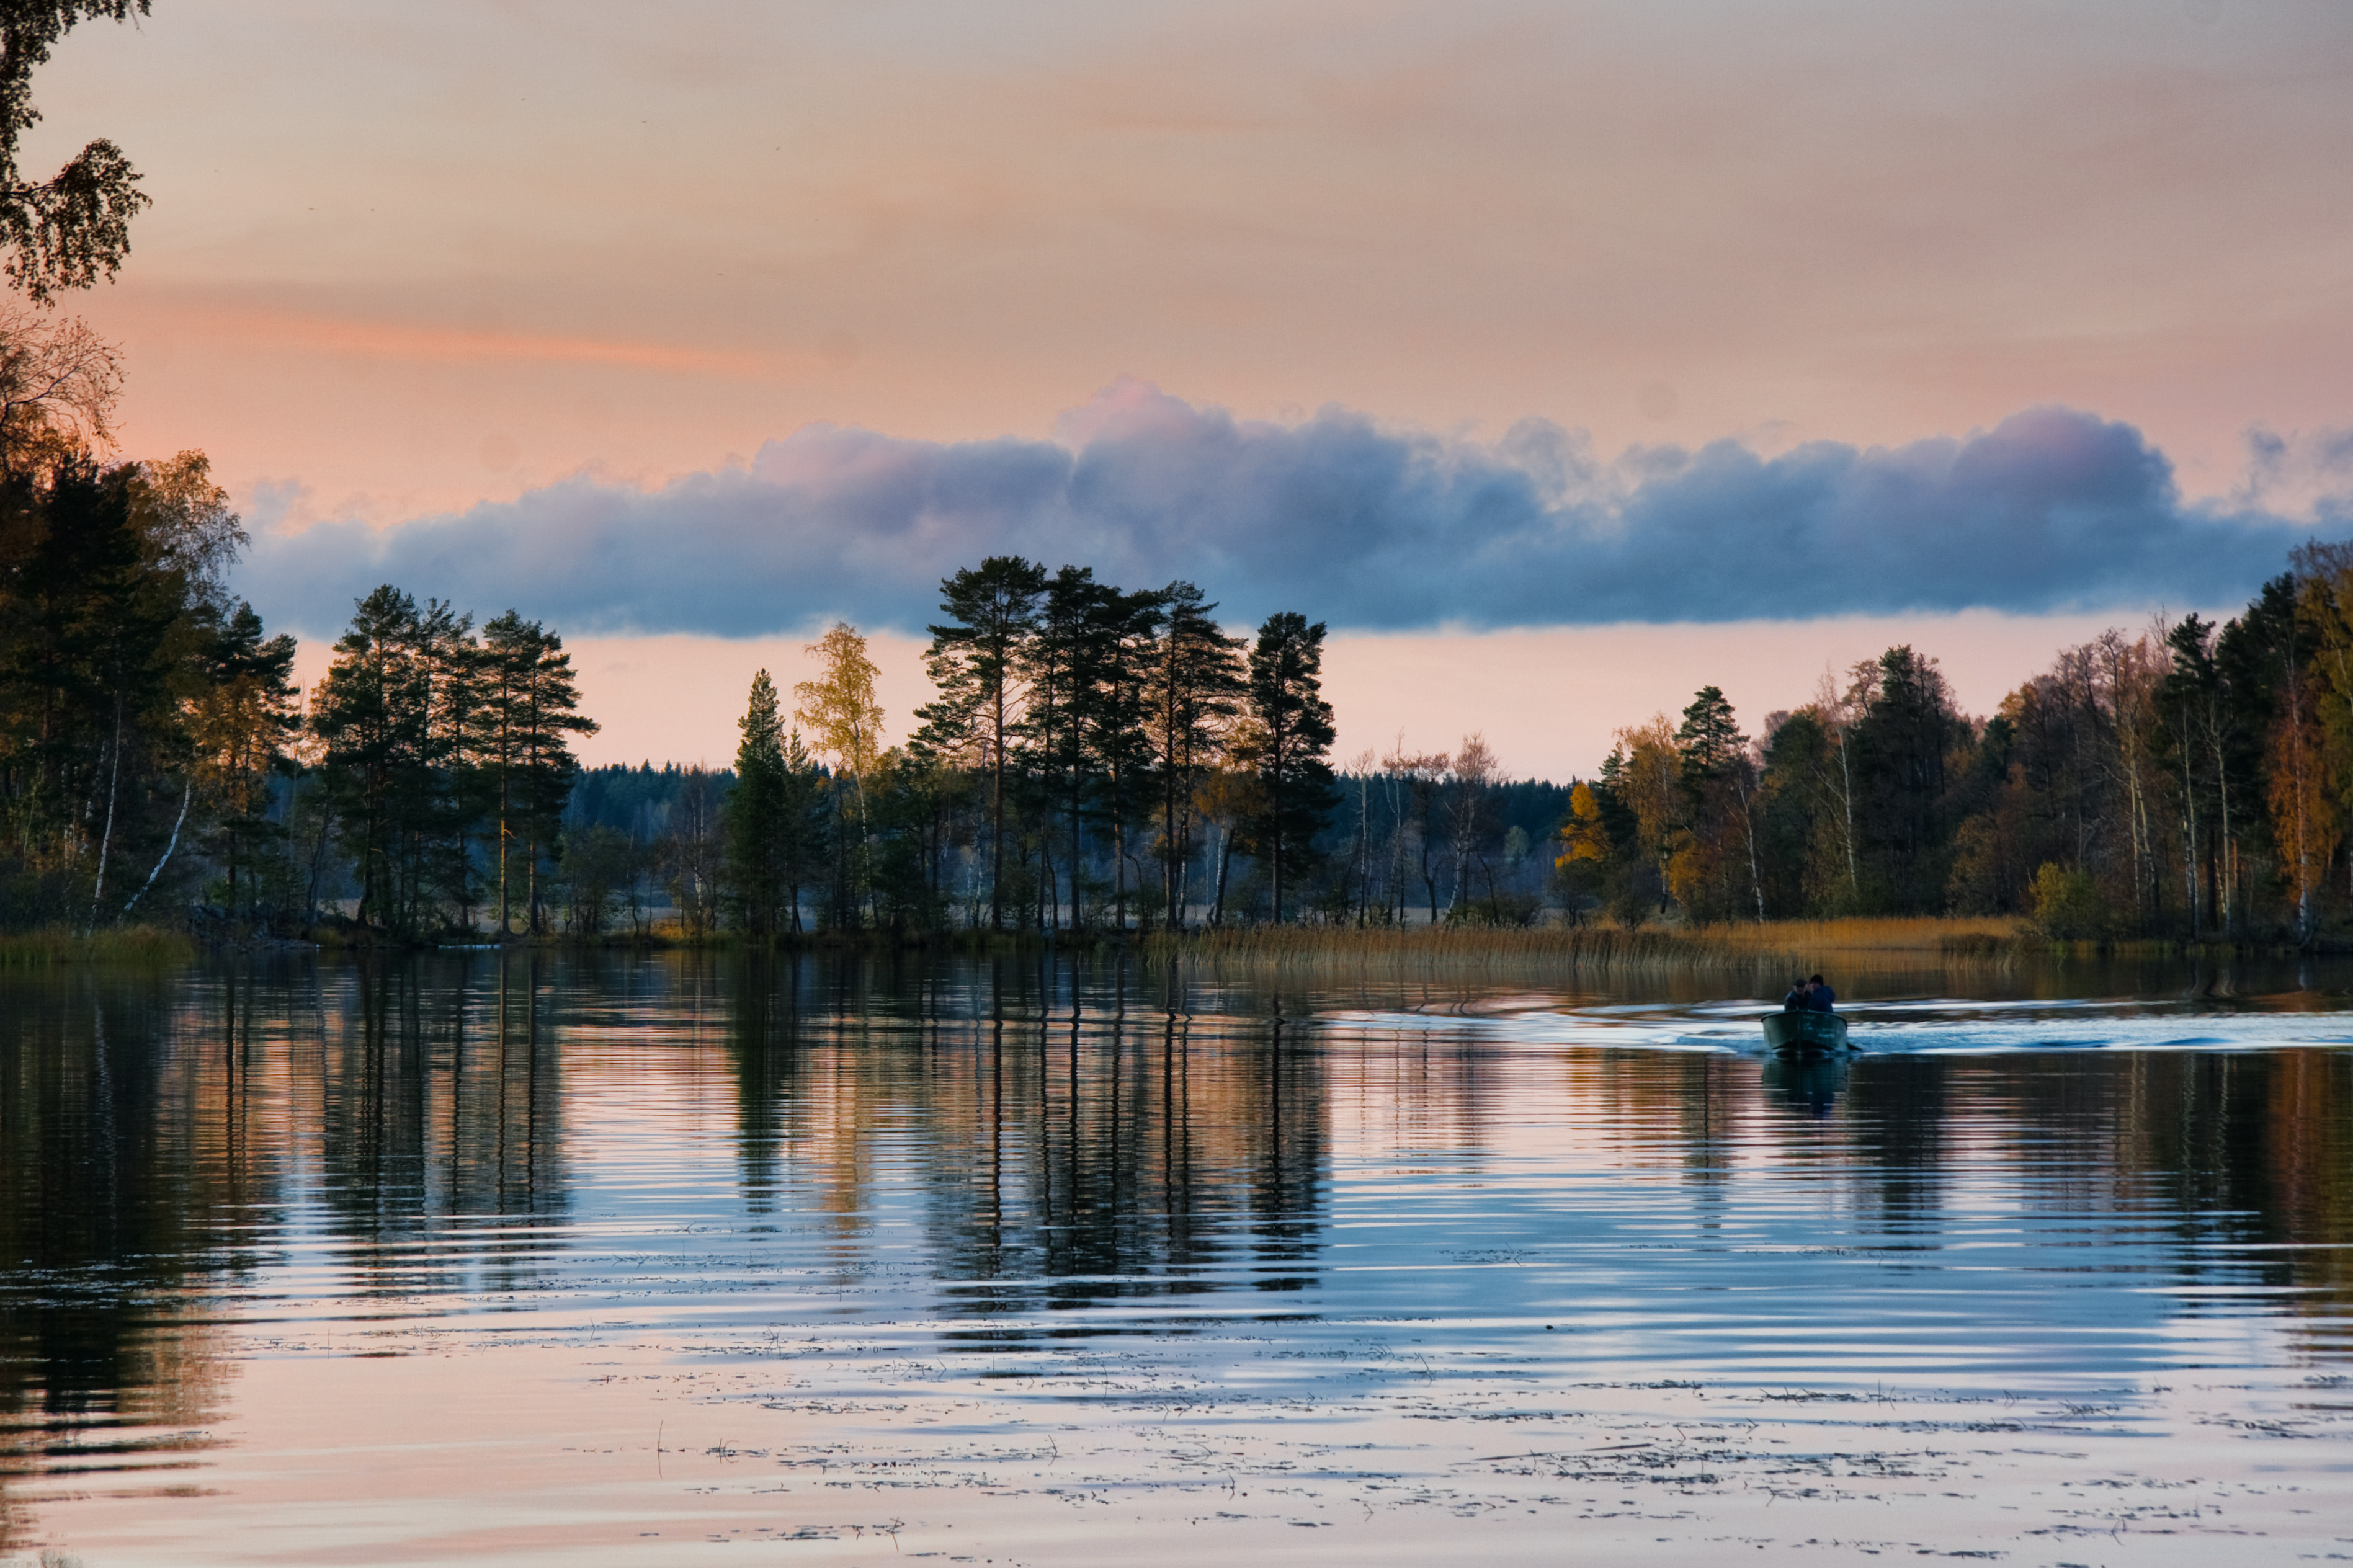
[
  {"xmin": 0, "ymin": 300, "xmax": 294, "ymax": 931},
  {"xmin": 1556, "ymin": 550, "xmax": 2353, "ymax": 942},
  {"xmin": 0, "ymin": 291, "xmax": 607, "ymax": 939},
  {"xmin": 8, "ymin": 4, "xmax": 2342, "ymax": 947},
  {"xmin": 12, "ymin": 219, "xmax": 2346, "ymax": 947},
  {"xmin": 0, "ymin": 487, "xmax": 601, "ymax": 937},
  {"xmin": 22, "ymin": 455, "xmax": 2350, "ymax": 946},
  {"xmin": 709, "ymin": 558, "xmax": 1342, "ymax": 934}
]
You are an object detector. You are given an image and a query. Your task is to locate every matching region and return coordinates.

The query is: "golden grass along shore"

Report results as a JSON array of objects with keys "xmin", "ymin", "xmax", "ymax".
[
  {"xmin": 0, "ymin": 925, "xmax": 196, "ymax": 968},
  {"xmin": 1141, "ymin": 915, "xmax": 2028, "ymax": 972}
]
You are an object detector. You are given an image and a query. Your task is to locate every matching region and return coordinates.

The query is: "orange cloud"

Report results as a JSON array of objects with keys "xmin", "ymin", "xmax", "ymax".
[{"xmin": 189, "ymin": 307, "xmax": 776, "ymax": 380}]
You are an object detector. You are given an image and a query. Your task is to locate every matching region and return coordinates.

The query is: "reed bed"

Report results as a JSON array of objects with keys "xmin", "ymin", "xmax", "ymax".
[
  {"xmin": 1141, "ymin": 915, "xmax": 2029, "ymax": 973},
  {"xmin": 1684, "ymin": 915, "xmax": 2020, "ymax": 955},
  {"xmin": 0, "ymin": 925, "xmax": 195, "ymax": 969}
]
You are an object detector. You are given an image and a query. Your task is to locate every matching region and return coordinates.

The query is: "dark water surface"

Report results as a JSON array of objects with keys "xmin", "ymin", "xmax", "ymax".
[{"xmin": 2, "ymin": 952, "xmax": 2349, "ymax": 1566}]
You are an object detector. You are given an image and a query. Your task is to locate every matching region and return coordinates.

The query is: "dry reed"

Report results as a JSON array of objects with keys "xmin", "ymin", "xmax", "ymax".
[
  {"xmin": 0, "ymin": 925, "xmax": 195, "ymax": 969},
  {"xmin": 1141, "ymin": 915, "xmax": 2027, "ymax": 973}
]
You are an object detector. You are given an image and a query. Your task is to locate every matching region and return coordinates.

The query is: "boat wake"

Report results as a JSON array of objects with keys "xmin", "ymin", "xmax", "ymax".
[{"xmin": 1316, "ymin": 995, "xmax": 2353, "ymax": 1056}]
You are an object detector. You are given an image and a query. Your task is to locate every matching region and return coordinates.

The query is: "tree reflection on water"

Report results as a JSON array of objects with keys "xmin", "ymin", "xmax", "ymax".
[{"xmin": 3, "ymin": 950, "xmax": 2351, "ymax": 1552}]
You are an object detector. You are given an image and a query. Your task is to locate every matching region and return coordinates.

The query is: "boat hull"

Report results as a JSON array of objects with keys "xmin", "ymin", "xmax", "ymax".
[{"xmin": 1761, "ymin": 1010, "xmax": 1850, "ymax": 1054}]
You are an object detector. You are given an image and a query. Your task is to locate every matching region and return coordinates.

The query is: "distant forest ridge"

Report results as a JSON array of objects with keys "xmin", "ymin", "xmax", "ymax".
[{"xmin": 566, "ymin": 760, "xmax": 1573, "ymax": 859}]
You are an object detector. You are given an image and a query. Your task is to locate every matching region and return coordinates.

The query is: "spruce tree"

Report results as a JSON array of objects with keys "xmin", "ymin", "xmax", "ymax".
[
  {"xmin": 776, "ymin": 726, "xmax": 827, "ymax": 933},
  {"xmin": 724, "ymin": 669, "xmax": 788, "ymax": 937}
]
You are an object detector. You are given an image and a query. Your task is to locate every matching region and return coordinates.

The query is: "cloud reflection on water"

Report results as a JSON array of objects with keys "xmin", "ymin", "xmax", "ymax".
[{"xmin": 1, "ymin": 952, "xmax": 2348, "ymax": 1562}]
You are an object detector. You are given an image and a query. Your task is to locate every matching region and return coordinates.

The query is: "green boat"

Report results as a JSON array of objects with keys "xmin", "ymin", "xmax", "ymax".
[{"xmin": 1761, "ymin": 1010, "xmax": 1850, "ymax": 1054}]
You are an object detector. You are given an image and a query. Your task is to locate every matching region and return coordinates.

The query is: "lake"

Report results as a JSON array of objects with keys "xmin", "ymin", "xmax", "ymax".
[{"xmin": 2, "ymin": 950, "xmax": 2349, "ymax": 1565}]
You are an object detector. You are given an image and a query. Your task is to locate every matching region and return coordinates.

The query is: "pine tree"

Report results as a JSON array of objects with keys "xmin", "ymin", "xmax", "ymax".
[
  {"xmin": 1081, "ymin": 584, "xmax": 1161, "ymax": 929},
  {"xmin": 1239, "ymin": 612, "xmax": 1336, "ymax": 924},
  {"xmin": 1020, "ymin": 566, "xmax": 1115, "ymax": 928},
  {"xmin": 1145, "ymin": 581, "xmax": 1244, "ymax": 930},
  {"xmin": 1674, "ymin": 685, "xmax": 1762, "ymax": 922},
  {"xmin": 188, "ymin": 602, "xmax": 298, "ymax": 922},
  {"xmin": 477, "ymin": 610, "xmax": 596, "ymax": 935},
  {"xmin": 311, "ymin": 587, "xmax": 460, "ymax": 934},
  {"xmin": 916, "ymin": 556, "xmax": 1044, "ymax": 930}
]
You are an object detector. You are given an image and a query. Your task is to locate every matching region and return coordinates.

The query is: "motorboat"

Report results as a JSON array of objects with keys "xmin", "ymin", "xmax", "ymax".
[{"xmin": 1761, "ymin": 1009, "xmax": 1850, "ymax": 1055}]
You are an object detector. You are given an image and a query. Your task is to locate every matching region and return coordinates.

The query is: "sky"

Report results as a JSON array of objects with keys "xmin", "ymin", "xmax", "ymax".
[{"xmin": 31, "ymin": 0, "xmax": 2353, "ymax": 777}]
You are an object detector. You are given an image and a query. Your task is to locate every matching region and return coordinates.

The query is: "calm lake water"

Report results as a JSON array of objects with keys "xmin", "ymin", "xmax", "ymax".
[{"xmin": 2, "ymin": 951, "xmax": 2349, "ymax": 1566}]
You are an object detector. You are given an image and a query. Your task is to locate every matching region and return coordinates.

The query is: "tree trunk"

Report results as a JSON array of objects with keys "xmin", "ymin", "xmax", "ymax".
[
  {"xmin": 1069, "ymin": 790, "xmax": 1083, "ymax": 930},
  {"xmin": 1738, "ymin": 775, "xmax": 1764, "ymax": 923},
  {"xmin": 1111, "ymin": 772, "xmax": 1128, "ymax": 931},
  {"xmin": 1836, "ymin": 726, "xmax": 1858, "ymax": 895},
  {"xmin": 2179, "ymin": 698, "xmax": 2200, "ymax": 939},
  {"xmin": 88, "ymin": 701, "xmax": 122, "ymax": 932},
  {"xmin": 2212, "ymin": 707, "xmax": 2235, "ymax": 938},
  {"xmin": 1176, "ymin": 796, "xmax": 1194, "ymax": 932},
  {"xmin": 120, "ymin": 777, "xmax": 192, "ymax": 919},
  {"xmin": 1269, "ymin": 764, "xmax": 1285, "ymax": 925},
  {"xmin": 1212, "ymin": 819, "xmax": 1233, "ymax": 926},
  {"xmin": 989, "ymin": 684, "xmax": 1006, "ymax": 932}
]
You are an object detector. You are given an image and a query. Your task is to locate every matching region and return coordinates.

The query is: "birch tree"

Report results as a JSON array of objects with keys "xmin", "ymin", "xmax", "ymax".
[{"xmin": 795, "ymin": 622, "xmax": 884, "ymax": 925}]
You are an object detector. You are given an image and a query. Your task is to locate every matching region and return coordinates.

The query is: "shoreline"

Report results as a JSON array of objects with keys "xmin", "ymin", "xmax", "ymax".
[
  {"xmin": 11, "ymin": 915, "xmax": 2328, "ymax": 966},
  {"xmin": 7, "ymin": 915, "xmax": 2337, "ymax": 970}
]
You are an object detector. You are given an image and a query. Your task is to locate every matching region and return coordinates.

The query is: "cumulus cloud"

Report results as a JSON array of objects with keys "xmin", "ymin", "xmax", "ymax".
[
  {"xmin": 2236, "ymin": 424, "xmax": 2353, "ymax": 527},
  {"xmin": 241, "ymin": 380, "xmax": 2320, "ymax": 639}
]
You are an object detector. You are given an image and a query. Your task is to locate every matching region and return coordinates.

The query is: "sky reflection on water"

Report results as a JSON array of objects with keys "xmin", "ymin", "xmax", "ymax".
[{"xmin": 1, "ymin": 951, "xmax": 2349, "ymax": 1564}]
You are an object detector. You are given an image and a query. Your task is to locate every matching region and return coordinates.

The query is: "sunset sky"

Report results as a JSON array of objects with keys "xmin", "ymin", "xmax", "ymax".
[{"xmin": 35, "ymin": 0, "xmax": 2353, "ymax": 777}]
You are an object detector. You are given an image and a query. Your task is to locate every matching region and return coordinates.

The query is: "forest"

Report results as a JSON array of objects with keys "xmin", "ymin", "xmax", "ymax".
[
  {"xmin": 0, "ymin": 1, "xmax": 2329, "ymax": 947},
  {"xmin": 568, "ymin": 562, "xmax": 1579, "ymax": 937},
  {"xmin": 6, "ymin": 473, "xmax": 2349, "ymax": 945},
  {"xmin": 0, "ymin": 394, "xmax": 599, "ymax": 938},
  {"xmin": 666, "ymin": 566, "xmax": 1350, "ymax": 936},
  {"xmin": 1555, "ymin": 565, "xmax": 2337, "ymax": 943},
  {"xmin": 0, "ymin": 0, "xmax": 2346, "ymax": 949},
  {"xmin": 550, "ymin": 548, "xmax": 2353, "ymax": 946}
]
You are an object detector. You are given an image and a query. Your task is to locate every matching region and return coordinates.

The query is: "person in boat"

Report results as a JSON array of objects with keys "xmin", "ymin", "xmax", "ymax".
[
  {"xmin": 1804, "ymin": 974, "xmax": 1836, "ymax": 1012},
  {"xmin": 1782, "ymin": 979, "xmax": 1810, "ymax": 1011}
]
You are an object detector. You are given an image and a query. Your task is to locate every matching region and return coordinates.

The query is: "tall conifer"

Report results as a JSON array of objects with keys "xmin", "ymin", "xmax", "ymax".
[
  {"xmin": 725, "ymin": 669, "xmax": 788, "ymax": 937},
  {"xmin": 1145, "ymin": 581, "xmax": 1244, "ymax": 930},
  {"xmin": 918, "ymin": 557, "xmax": 1045, "ymax": 930},
  {"xmin": 1239, "ymin": 612, "xmax": 1336, "ymax": 924}
]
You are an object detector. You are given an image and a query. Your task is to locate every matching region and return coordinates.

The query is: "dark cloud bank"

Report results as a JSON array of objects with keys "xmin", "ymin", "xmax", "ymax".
[{"xmin": 244, "ymin": 381, "xmax": 2332, "ymax": 640}]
